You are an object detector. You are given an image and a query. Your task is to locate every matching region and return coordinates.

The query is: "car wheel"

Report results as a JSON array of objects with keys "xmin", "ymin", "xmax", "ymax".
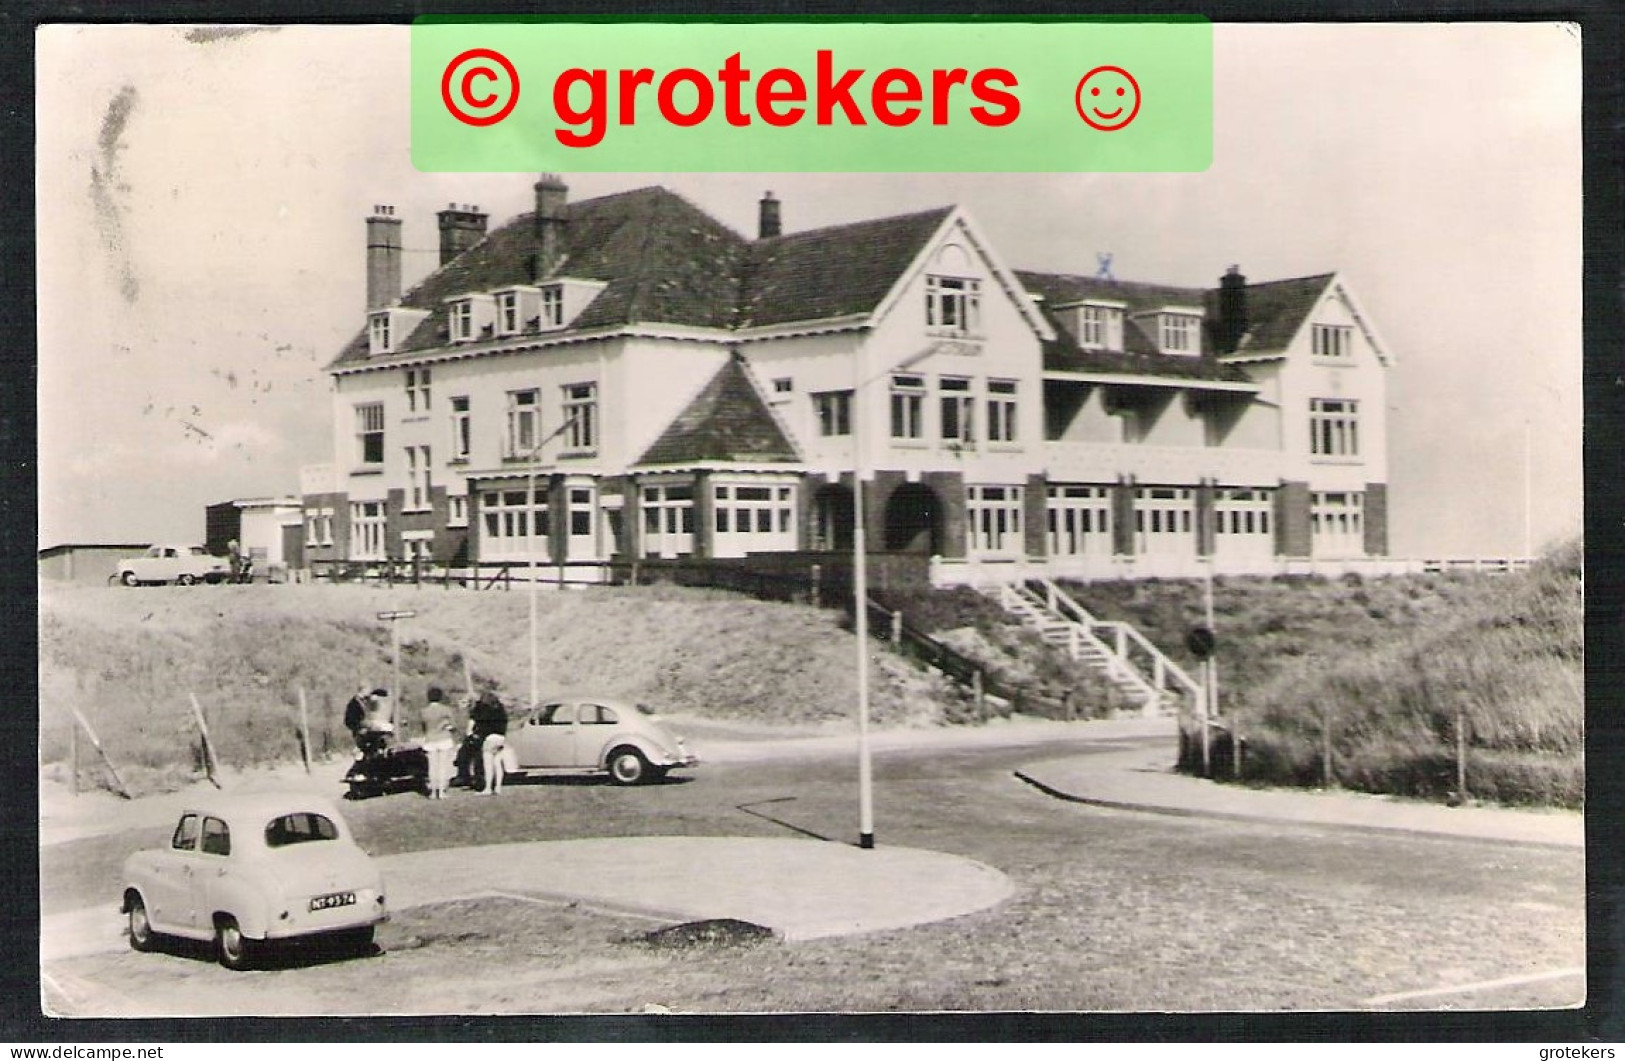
[
  {"xmin": 215, "ymin": 916, "xmax": 256, "ymax": 971},
  {"xmin": 177, "ymin": 573, "xmax": 198, "ymax": 587},
  {"xmin": 121, "ymin": 571, "xmax": 140, "ymax": 587},
  {"xmin": 607, "ymin": 747, "xmax": 649, "ymax": 786},
  {"xmin": 127, "ymin": 893, "xmax": 155, "ymax": 953}
]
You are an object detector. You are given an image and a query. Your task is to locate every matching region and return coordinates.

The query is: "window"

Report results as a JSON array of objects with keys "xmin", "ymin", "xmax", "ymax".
[
  {"xmin": 712, "ymin": 483, "xmax": 796, "ymax": 556},
  {"xmin": 814, "ymin": 390, "xmax": 852, "ymax": 437},
  {"xmin": 369, "ymin": 312, "xmax": 391, "ymax": 355},
  {"xmin": 450, "ymin": 396, "xmax": 471, "ymax": 461},
  {"xmin": 481, "ymin": 487, "xmax": 549, "ymax": 560},
  {"xmin": 772, "ymin": 378, "xmax": 793, "ymax": 394},
  {"xmin": 447, "ymin": 494, "xmax": 469, "ymax": 528},
  {"xmin": 1313, "ymin": 324, "xmax": 1352, "ymax": 359},
  {"xmin": 641, "ymin": 483, "xmax": 695, "ymax": 557},
  {"xmin": 1046, "ymin": 485, "xmax": 1112, "ymax": 556},
  {"xmin": 540, "ymin": 286, "xmax": 564, "ymax": 329},
  {"xmin": 405, "ymin": 445, "xmax": 432, "ymax": 511},
  {"xmin": 200, "ymin": 817, "xmax": 231, "ymax": 857},
  {"xmin": 926, "ymin": 276, "xmax": 981, "ymax": 335},
  {"xmin": 306, "ymin": 507, "xmax": 334, "ymax": 548},
  {"xmin": 940, "ymin": 377, "xmax": 975, "ymax": 445},
  {"xmin": 449, "ymin": 299, "xmax": 474, "ymax": 342},
  {"xmin": 1160, "ymin": 313, "xmax": 1199, "ymax": 354},
  {"xmin": 506, "ymin": 389, "xmax": 539, "ymax": 457},
  {"xmin": 967, "ymin": 485, "xmax": 1023, "ymax": 555},
  {"xmin": 1310, "ymin": 398, "xmax": 1360, "ymax": 457},
  {"xmin": 172, "ymin": 814, "xmax": 199, "ymax": 851},
  {"xmin": 264, "ymin": 813, "xmax": 338, "ymax": 848},
  {"xmin": 986, "ymin": 379, "xmax": 1018, "ymax": 444},
  {"xmin": 1312, "ymin": 491, "xmax": 1365, "ymax": 556},
  {"xmin": 355, "ymin": 403, "xmax": 384, "ymax": 467},
  {"xmin": 405, "ymin": 367, "xmax": 431, "ymax": 413},
  {"xmin": 562, "ymin": 383, "xmax": 597, "ymax": 453},
  {"xmin": 351, "ymin": 500, "xmax": 386, "ymax": 559},
  {"xmin": 890, "ymin": 374, "xmax": 925, "ymax": 440},
  {"xmin": 496, "ymin": 291, "xmax": 519, "ymax": 335},
  {"xmin": 1134, "ymin": 487, "xmax": 1196, "ymax": 556}
]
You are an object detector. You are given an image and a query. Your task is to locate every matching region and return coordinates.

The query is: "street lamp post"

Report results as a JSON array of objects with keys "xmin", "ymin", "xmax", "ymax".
[
  {"xmin": 853, "ymin": 355, "xmax": 875, "ymax": 850},
  {"xmin": 523, "ymin": 411, "xmax": 584, "ymax": 711}
]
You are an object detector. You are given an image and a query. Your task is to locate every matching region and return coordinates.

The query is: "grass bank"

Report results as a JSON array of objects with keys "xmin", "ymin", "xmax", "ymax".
[{"xmin": 39, "ymin": 583, "xmax": 962, "ymax": 795}]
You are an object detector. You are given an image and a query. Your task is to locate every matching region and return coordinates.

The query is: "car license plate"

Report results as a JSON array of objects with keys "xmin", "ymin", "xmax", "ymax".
[{"xmin": 309, "ymin": 891, "xmax": 356, "ymax": 912}]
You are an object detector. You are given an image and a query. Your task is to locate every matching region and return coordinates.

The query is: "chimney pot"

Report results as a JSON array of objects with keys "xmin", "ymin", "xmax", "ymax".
[
  {"xmin": 436, "ymin": 202, "xmax": 489, "ymax": 265},
  {"xmin": 758, "ymin": 191, "xmax": 781, "ymax": 239}
]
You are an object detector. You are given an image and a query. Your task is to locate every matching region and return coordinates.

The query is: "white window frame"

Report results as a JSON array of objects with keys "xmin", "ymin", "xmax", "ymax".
[
  {"xmin": 967, "ymin": 484, "xmax": 1024, "ymax": 557},
  {"xmin": 986, "ymin": 379, "xmax": 1018, "ymax": 444},
  {"xmin": 305, "ymin": 506, "xmax": 335, "ymax": 548},
  {"xmin": 480, "ymin": 487, "xmax": 549, "ymax": 562},
  {"xmin": 890, "ymin": 374, "xmax": 925, "ymax": 441},
  {"xmin": 449, "ymin": 396, "xmax": 471, "ymax": 461},
  {"xmin": 447, "ymin": 494, "xmax": 469, "ymax": 528},
  {"xmin": 814, "ymin": 390, "xmax": 852, "ymax": 437},
  {"xmin": 926, "ymin": 275, "xmax": 981, "ymax": 336},
  {"xmin": 1312, "ymin": 491, "xmax": 1365, "ymax": 557},
  {"xmin": 496, "ymin": 291, "xmax": 520, "ymax": 336},
  {"xmin": 1312, "ymin": 324, "xmax": 1353, "ymax": 359},
  {"xmin": 1160, "ymin": 313, "xmax": 1199, "ymax": 355},
  {"xmin": 402, "ymin": 530, "xmax": 434, "ymax": 565},
  {"xmin": 1046, "ymin": 486, "xmax": 1112, "ymax": 557},
  {"xmin": 641, "ymin": 482, "xmax": 696, "ymax": 558},
  {"xmin": 405, "ymin": 367, "xmax": 431, "ymax": 414},
  {"xmin": 368, "ymin": 313, "xmax": 392, "ymax": 355},
  {"xmin": 355, "ymin": 403, "xmax": 385, "ymax": 468},
  {"xmin": 506, "ymin": 389, "xmax": 540, "ymax": 458},
  {"xmin": 405, "ymin": 444, "xmax": 432, "ymax": 512},
  {"xmin": 541, "ymin": 286, "xmax": 565, "ymax": 329},
  {"xmin": 562, "ymin": 382, "xmax": 597, "ymax": 454},
  {"xmin": 350, "ymin": 500, "xmax": 387, "ymax": 560},
  {"xmin": 449, "ymin": 299, "xmax": 475, "ymax": 343},
  {"xmin": 1134, "ymin": 487, "xmax": 1196, "ymax": 556},
  {"xmin": 1310, "ymin": 398, "xmax": 1360, "ymax": 458},
  {"xmin": 940, "ymin": 377, "xmax": 975, "ymax": 446},
  {"xmin": 712, "ymin": 482, "xmax": 797, "ymax": 558}
]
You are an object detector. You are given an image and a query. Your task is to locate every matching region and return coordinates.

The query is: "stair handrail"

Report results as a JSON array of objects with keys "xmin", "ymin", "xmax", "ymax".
[{"xmin": 1039, "ymin": 578, "xmax": 1200, "ymax": 704}]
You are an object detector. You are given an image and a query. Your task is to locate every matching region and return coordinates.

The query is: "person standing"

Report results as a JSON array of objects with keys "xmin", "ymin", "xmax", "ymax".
[
  {"xmin": 457, "ymin": 691, "xmax": 508, "ymax": 792},
  {"xmin": 419, "ymin": 685, "xmax": 456, "ymax": 800}
]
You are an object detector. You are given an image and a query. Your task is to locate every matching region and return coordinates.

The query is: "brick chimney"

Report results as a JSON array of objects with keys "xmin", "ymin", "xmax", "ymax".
[
  {"xmin": 533, "ymin": 174, "xmax": 569, "ymax": 279},
  {"xmin": 436, "ymin": 203, "xmax": 488, "ymax": 265},
  {"xmin": 365, "ymin": 204, "xmax": 402, "ymax": 311},
  {"xmin": 1216, "ymin": 264, "xmax": 1249, "ymax": 354},
  {"xmin": 758, "ymin": 191, "xmax": 781, "ymax": 239}
]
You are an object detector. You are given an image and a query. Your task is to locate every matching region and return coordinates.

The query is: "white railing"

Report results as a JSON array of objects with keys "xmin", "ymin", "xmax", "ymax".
[
  {"xmin": 1040, "ymin": 579, "xmax": 1201, "ymax": 708},
  {"xmin": 932, "ymin": 554, "xmax": 1537, "ymax": 587}
]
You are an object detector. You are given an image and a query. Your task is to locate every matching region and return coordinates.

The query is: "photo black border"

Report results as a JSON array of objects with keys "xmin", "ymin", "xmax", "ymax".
[{"xmin": 8, "ymin": 0, "xmax": 1620, "ymax": 1043}]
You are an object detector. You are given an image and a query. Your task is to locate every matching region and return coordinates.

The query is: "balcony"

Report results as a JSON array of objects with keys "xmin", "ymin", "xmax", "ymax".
[{"xmin": 1043, "ymin": 441, "xmax": 1282, "ymax": 485}]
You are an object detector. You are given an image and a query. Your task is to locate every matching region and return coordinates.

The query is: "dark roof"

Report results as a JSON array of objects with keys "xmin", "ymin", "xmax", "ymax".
[
  {"xmin": 332, "ymin": 187, "xmax": 750, "ymax": 367},
  {"xmin": 636, "ymin": 356, "xmax": 800, "ymax": 467},
  {"xmin": 736, "ymin": 208, "xmax": 954, "ymax": 328},
  {"xmin": 1017, "ymin": 270, "xmax": 1251, "ymax": 383},
  {"xmin": 1204, "ymin": 273, "xmax": 1336, "ymax": 355}
]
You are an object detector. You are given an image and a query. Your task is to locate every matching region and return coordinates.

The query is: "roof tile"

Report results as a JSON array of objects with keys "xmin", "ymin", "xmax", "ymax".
[{"xmin": 636, "ymin": 356, "xmax": 801, "ymax": 467}]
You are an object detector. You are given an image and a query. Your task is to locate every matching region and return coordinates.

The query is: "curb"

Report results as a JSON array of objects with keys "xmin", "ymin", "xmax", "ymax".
[{"xmin": 1012, "ymin": 768, "xmax": 1584, "ymax": 850}]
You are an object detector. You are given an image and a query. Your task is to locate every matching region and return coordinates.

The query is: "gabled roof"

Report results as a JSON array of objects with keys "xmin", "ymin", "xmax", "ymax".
[
  {"xmin": 1204, "ymin": 273, "xmax": 1335, "ymax": 355},
  {"xmin": 736, "ymin": 207, "xmax": 955, "ymax": 328},
  {"xmin": 635, "ymin": 356, "xmax": 800, "ymax": 467}
]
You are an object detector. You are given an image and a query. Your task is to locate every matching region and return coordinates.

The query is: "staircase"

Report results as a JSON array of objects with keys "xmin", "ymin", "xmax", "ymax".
[{"xmin": 980, "ymin": 578, "xmax": 1201, "ymax": 718}]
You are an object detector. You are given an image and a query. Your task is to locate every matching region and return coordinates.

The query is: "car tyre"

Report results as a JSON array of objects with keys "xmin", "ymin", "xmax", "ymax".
[
  {"xmin": 177, "ymin": 573, "xmax": 198, "ymax": 587},
  {"xmin": 121, "ymin": 571, "xmax": 140, "ymax": 588},
  {"xmin": 127, "ymin": 893, "xmax": 156, "ymax": 953},
  {"xmin": 607, "ymin": 747, "xmax": 649, "ymax": 786},
  {"xmin": 215, "ymin": 916, "xmax": 256, "ymax": 971}
]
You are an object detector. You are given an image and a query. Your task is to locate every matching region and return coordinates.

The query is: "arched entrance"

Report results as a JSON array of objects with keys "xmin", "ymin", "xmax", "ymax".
[
  {"xmin": 884, "ymin": 483, "xmax": 942, "ymax": 554},
  {"xmin": 811, "ymin": 484, "xmax": 854, "ymax": 551}
]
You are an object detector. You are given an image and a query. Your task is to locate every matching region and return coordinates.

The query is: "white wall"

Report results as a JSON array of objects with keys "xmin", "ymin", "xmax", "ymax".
[{"xmin": 1275, "ymin": 282, "xmax": 1390, "ymax": 490}]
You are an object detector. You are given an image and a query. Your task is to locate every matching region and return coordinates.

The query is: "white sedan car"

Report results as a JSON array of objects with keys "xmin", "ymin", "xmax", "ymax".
[
  {"xmin": 121, "ymin": 792, "xmax": 387, "ymax": 970},
  {"xmin": 115, "ymin": 545, "xmax": 231, "ymax": 586}
]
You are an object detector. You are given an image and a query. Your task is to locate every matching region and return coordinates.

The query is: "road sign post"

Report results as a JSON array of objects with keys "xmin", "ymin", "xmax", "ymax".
[{"xmin": 377, "ymin": 610, "xmax": 418, "ymax": 728}]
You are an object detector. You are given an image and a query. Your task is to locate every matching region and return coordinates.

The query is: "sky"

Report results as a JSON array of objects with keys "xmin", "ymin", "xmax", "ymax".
[{"xmin": 35, "ymin": 22, "xmax": 1583, "ymax": 557}]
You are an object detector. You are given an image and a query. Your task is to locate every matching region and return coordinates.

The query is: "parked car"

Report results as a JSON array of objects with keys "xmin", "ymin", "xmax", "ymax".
[
  {"xmin": 114, "ymin": 544, "xmax": 231, "ymax": 586},
  {"xmin": 120, "ymin": 792, "xmax": 387, "ymax": 970},
  {"xmin": 504, "ymin": 694, "xmax": 699, "ymax": 785}
]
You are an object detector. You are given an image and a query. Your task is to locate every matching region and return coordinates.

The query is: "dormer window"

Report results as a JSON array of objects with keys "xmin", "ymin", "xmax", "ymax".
[
  {"xmin": 926, "ymin": 276, "xmax": 981, "ymax": 337},
  {"xmin": 368, "ymin": 312, "xmax": 392, "ymax": 355},
  {"xmin": 496, "ymin": 291, "xmax": 519, "ymax": 335},
  {"xmin": 449, "ymin": 299, "xmax": 474, "ymax": 342},
  {"xmin": 541, "ymin": 286, "xmax": 565, "ymax": 329},
  {"xmin": 1158, "ymin": 311, "xmax": 1202, "ymax": 356},
  {"xmin": 1076, "ymin": 302, "xmax": 1126, "ymax": 351}
]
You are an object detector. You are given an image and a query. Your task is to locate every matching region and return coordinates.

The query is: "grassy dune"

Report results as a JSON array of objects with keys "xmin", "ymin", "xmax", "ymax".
[{"xmin": 39, "ymin": 583, "xmax": 960, "ymax": 795}]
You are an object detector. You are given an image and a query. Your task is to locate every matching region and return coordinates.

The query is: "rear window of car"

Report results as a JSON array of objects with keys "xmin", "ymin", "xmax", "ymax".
[{"xmin": 264, "ymin": 813, "xmax": 340, "ymax": 848}]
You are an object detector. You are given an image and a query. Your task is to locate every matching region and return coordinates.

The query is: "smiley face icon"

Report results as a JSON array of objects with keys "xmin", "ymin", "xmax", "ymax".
[{"xmin": 1075, "ymin": 65, "xmax": 1141, "ymax": 131}]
